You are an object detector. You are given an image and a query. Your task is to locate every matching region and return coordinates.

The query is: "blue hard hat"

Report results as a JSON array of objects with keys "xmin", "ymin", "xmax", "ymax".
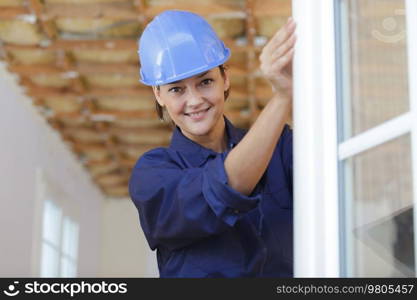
[{"xmin": 138, "ymin": 10, "xmax": 231, "ymax": 86}]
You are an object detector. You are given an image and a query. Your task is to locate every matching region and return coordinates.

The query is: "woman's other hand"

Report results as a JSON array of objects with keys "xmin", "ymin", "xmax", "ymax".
[{"xmin": 259, "ymin": 17, "xmax": 296, "ymax": 98}]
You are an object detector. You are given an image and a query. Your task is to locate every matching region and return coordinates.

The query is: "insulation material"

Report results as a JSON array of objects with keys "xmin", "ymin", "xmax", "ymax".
[
  {"xmin": 95, "ymin": 173, "xmax": 127, "ymax": 186},
  {"xmin": 67, "ymin": 128, "xmax": 104, "ymax": 143},
  {"xmin": 55, "ymin": 17, "xmax": 141, "ymax": 37},
  {"xmin": 225, "ymin": 97, "xmax": 248, "ymax": 111},
  {"xmin": 72, "ymin": 49, "xmax": 138, "ymax": 64},
  {"xmin": 228, "ymin": 65, "xmax": 247, "ymax": 78},
  {"xmin": 113, "ymin": 118, "xmax": 164, "ymax": 128},
  {"xmin": 0, "ymin": 0, "xmax": 25, "ymax": 6},
  {"xmin": 85, "ymin": 73, "xmax": 139, "ymax": 88},
  {"xmin": 147, "ymin": 0, "xmax": 244, "ymax": 6},
  {"xmin": 0, "ymin": 20, "xmax": 43, "ymax": 45},
  {"xmin": 228, "ymin": 88, "xmax": 247, "ymax": 101},
  {"xmin": 30, "ymin": 74, "xmax": 72, "ymax": 88},
  {"xmin": 45, "ymin": 0, "xmax": 131, "ymax": 3},
  {"xmin": 88, "ymin": 162, "xmax": 119, "ymax": 177},
  {"xmin": 229, "ymin": 75, "xmax": 247, "ymax": 90},
  {"xmin": 120, "ymin": 145, "xmax": 154, "ymax": 159},
  {"xmin": 256, "ymin": 16, "xmax": 287, "ymax": 38},
  {"xmin": 8, "ymin": 49, "xmax": 56, "ymax": 65},
  {"xmin": 58, "ymin": 117, "xmax": 90, "ymax": 127},
  {"xmin": 253, "ymin": 0, "xmax": 292, "ymax": 17},
  {"xmin": 116, "ymin": 131, "xmax": 171, "ymax": 145},
  {"xmin": 209, "ymin": 17, "xmax": 244, "ymax": 39},
  {"xmin": 227, "ymin": 51, "xmax": 247, "ymax": 68},
  {"xmin": 95, "ymin": 96, "xmax": 154, "ymax": 111},
  {"xmin": 146, "ymin": 0, "xmax": 245, "ymax": 15},
  {"xmin": 102, "ymin": 185, "xmax": 128, "ymax": 197},
  {"xmin": 43, "ymin": 96, "xmax": 82, "ymax": 113},
  {"xmin": 225, "ymin": 111, "xmax": 250, "ymax": 129},
  {"xmin": 80, "ymin": 148, "xmax": 110, "ymax": 161}
]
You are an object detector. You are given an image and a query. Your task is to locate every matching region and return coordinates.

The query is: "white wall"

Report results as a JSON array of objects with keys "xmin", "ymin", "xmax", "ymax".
[
  {"xmin": 99, "ymin": 198, "xmax": 159, "ymax": 277},
  {"xmin": 0, "ymin": 62, "xmax": 104, "ymax": 276}
]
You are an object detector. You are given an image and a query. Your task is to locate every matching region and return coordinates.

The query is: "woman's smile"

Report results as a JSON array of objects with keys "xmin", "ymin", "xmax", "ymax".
[{"xmin": 184, "ymin": 107, "xmax": 211, "ymax": 121}]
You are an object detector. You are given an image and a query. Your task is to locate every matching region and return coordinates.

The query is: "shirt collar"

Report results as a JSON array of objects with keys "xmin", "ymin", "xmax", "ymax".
[{"xmin": 169, "ymin": 116, "xmax": 245, "ymax": 166}]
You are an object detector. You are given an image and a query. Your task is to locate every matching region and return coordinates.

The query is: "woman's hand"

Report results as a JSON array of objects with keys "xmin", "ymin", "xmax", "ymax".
[{"xmin": 259, "ymin": 17, "xmax": 296, "ymax": 98}]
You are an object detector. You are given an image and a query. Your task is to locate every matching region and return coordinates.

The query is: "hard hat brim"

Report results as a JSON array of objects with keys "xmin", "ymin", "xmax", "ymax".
[{"xmin": 139, "ymin": 48, "xmax": 231, "ymax": 86}]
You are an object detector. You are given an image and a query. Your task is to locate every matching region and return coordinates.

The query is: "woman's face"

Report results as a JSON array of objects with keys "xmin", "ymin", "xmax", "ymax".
[{"xmin": 153, "ymin": 67, "xmax": 230, "ymax": 139}]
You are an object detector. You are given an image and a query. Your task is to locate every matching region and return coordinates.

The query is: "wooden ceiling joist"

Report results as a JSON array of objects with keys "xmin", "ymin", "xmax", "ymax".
[
  {"xmin": 253, "ymin": 0, "xmax": 292, "ymax": 17},
  {"xmin": 145, "ymin": 3, "xmax": 244, "ymax": 18},
  {"xmin": 9, "ymin": 63, "xmax": 139, "ymax": 75},
  {"xmin": 45, "ymin": 3, "xmax": 140, "ymax": 19},
  {"xmin": 0, "ymin": 7, "xmax": 30, "ymax": 19},
  {"xmin": 4, "ymin": 39, "xmax": 137, "ymax": 51},
  {"xmin": 28, "ymin": 0, "xmax": 58, "ymax": 40}
]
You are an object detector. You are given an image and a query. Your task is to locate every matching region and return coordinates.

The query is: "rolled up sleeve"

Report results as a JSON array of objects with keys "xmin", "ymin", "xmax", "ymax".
[
  {"xmin": 202, "ymin": 151, "xmax": 261, "ymax": 226},
  {"xmin": 129, "ymin": 148, "xmax": 261, "ymax": 250}
]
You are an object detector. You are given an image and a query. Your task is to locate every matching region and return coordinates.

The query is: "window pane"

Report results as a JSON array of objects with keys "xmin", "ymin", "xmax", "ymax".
[
  {"xmin": 40, "ymin": 243, "xmax": 59, "ymax": 277},
  {"xmin": 42, "ymin": 200, "xmax": 62, "ymax": 246},
  {"xmin": 60, "ymin": 257, "xmax": 76, "ymax": 278},
  {"xmin": 62, "ymin": 217, "xmax": 79, "ymax": 259},
  {"xmin": 339, "ymin": 0, "xmax": 409, "ymax": 139},
  {"xmin": 342, "ymin": 134, "xmax": 414, "ymax": 276}
]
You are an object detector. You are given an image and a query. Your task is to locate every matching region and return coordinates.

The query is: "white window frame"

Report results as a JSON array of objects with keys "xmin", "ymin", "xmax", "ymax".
[
  {"xmin": 293, "ymin": 0, "xmax": 417, "ymax": 277},
  {"xmin": 293, "ymin": 0, "xmax": 340, "ymax": 277},
  {"xmin": 32, "ymin": 168, "xmax": 80, "ymax": 277},
  {"xmin": 40, "ymin": 199, "xmax": 79, "ymax": 277}
]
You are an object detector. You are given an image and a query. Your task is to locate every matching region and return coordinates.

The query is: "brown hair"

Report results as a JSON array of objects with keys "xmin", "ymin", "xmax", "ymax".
[{"xmin": 155, "ymin": 65, "xmax": 230, "ymax": 121}]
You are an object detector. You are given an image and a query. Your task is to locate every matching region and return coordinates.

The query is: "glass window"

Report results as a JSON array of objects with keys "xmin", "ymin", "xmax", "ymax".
[
  {"xmin": 40, "ymin": 199, "xmax": 79, "ymax": 277},
  {"xmin": 342, "ymin": 134, "xmax": 414, "ymax": 276},
  {"xmin": 339, "ymin": 0, "xmax": 409, "ymax": 139},
  {"xmin": 60, "ymin": 217, "xmax": 79, "ymax": 277},
  {"xmin": 40, "ymin": 243, "xmax": 59, "ymax": 277}
]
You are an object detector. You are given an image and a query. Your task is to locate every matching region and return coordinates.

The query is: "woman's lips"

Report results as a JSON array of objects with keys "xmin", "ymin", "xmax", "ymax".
[{"xmin": 185, "ymin": 107, "xmax": 211, "ymax": 121}]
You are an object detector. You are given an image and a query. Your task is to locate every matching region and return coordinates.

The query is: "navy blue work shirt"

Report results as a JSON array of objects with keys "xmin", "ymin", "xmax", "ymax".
[{"xmin": 129, "ymin": 117, "xmax": 293, "ymax": 277}]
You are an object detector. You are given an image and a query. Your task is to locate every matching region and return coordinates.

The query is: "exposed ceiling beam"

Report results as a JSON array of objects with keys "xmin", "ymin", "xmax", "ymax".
[
  {"xmin": 253, "ymin": 0, "xmax": 292, "ymax": 17},
  {"xmin": 8, "ymin": 63, "xmax": 139, "ymax": 75},
  {"xmin": 0, "ymin": 7, "xmax": 29, "ymax": 19},
  {"xmin": 28, "ymin": 0, "xmax": 57, "ymax": 40},
  {"xmin": 45, "ymin": 3, "xmax": 141, "ymax": 19},
  {"xmin": 4, "ymin": 39, "xmax": 137, "ymax": 50}
]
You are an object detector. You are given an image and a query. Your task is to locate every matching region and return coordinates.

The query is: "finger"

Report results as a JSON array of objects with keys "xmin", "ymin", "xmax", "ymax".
[
  {"xmin": 270, "ymin": 33, "xmax": 297, "ymax": 63},
  {"xmin": 270, "ymin": 17, "xmax": 294, "ymax": 43},
  {"xmin": 260, "ymin": 37, "xmax": 294, "ymax": 77},
  {"xmin": 270, "ymin": 48, "xmax": 294, "ymax": 72},
  {"xmin": 269, "ymin": 20, "xmax": 296, "ymax": 50},
  {"xmin": 261, "ymin": 25, "xmax": 295, "ymax": 63}
]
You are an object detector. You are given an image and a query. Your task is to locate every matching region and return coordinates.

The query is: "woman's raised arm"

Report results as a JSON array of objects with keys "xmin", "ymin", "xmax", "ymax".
[{"xmin": 224, "ymin": 18, "xmax": 296, "ymax": 196}]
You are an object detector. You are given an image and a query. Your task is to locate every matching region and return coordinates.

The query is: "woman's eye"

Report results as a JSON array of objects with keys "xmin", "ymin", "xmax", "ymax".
[
  {"xmin": 201, "ymin": 78, "xmax": 213, "ymax": 86},
  {"xmin": 168, "ymin": 87, "xmax": 182, "ymax": 93}
]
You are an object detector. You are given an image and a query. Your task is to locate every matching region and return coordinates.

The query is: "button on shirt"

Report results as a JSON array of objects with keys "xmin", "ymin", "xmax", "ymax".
[{"xmin": 129, "ymin": 117, "xmax": 293, "ymax": 277}]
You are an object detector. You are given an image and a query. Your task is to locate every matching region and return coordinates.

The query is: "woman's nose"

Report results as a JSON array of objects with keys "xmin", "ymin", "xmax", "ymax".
[{"xmin": 186, "ymin": 88, "xmax": 204, "ymax": 107}]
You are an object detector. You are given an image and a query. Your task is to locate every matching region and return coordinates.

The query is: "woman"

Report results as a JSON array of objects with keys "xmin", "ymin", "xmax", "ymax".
[{"xmin": 129, "ymin": 10, "xmax": 296, "ymax": 277}]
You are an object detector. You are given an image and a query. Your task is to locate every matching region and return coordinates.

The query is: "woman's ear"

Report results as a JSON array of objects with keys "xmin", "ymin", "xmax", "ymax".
[
  {"xmin": 152, "ymin": 86, "xmax": 164, "ymax": 107},
  {"xmin": 223, "ymin": 70, "xmax": 230, "ymax": 92}
]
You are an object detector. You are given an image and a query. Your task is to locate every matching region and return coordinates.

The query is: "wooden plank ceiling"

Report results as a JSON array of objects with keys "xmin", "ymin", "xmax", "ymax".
[{"xmin": 0, "ymin": 0, "xmax": 291, "ymax": 198}]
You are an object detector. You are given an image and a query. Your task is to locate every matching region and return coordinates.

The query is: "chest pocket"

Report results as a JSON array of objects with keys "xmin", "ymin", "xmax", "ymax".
[{"xmin": 263, "ymin": 148, "xmax": 293, "ymax": 209}]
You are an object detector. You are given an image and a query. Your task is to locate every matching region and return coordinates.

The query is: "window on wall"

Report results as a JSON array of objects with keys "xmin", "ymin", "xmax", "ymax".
[
  {"xmin": 40, "ymin": 199, "xmax": 79, "ymax": 277},
  {"xmin": 337, "ymin": 0, "xmax": 415, "ymax": 277}
]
